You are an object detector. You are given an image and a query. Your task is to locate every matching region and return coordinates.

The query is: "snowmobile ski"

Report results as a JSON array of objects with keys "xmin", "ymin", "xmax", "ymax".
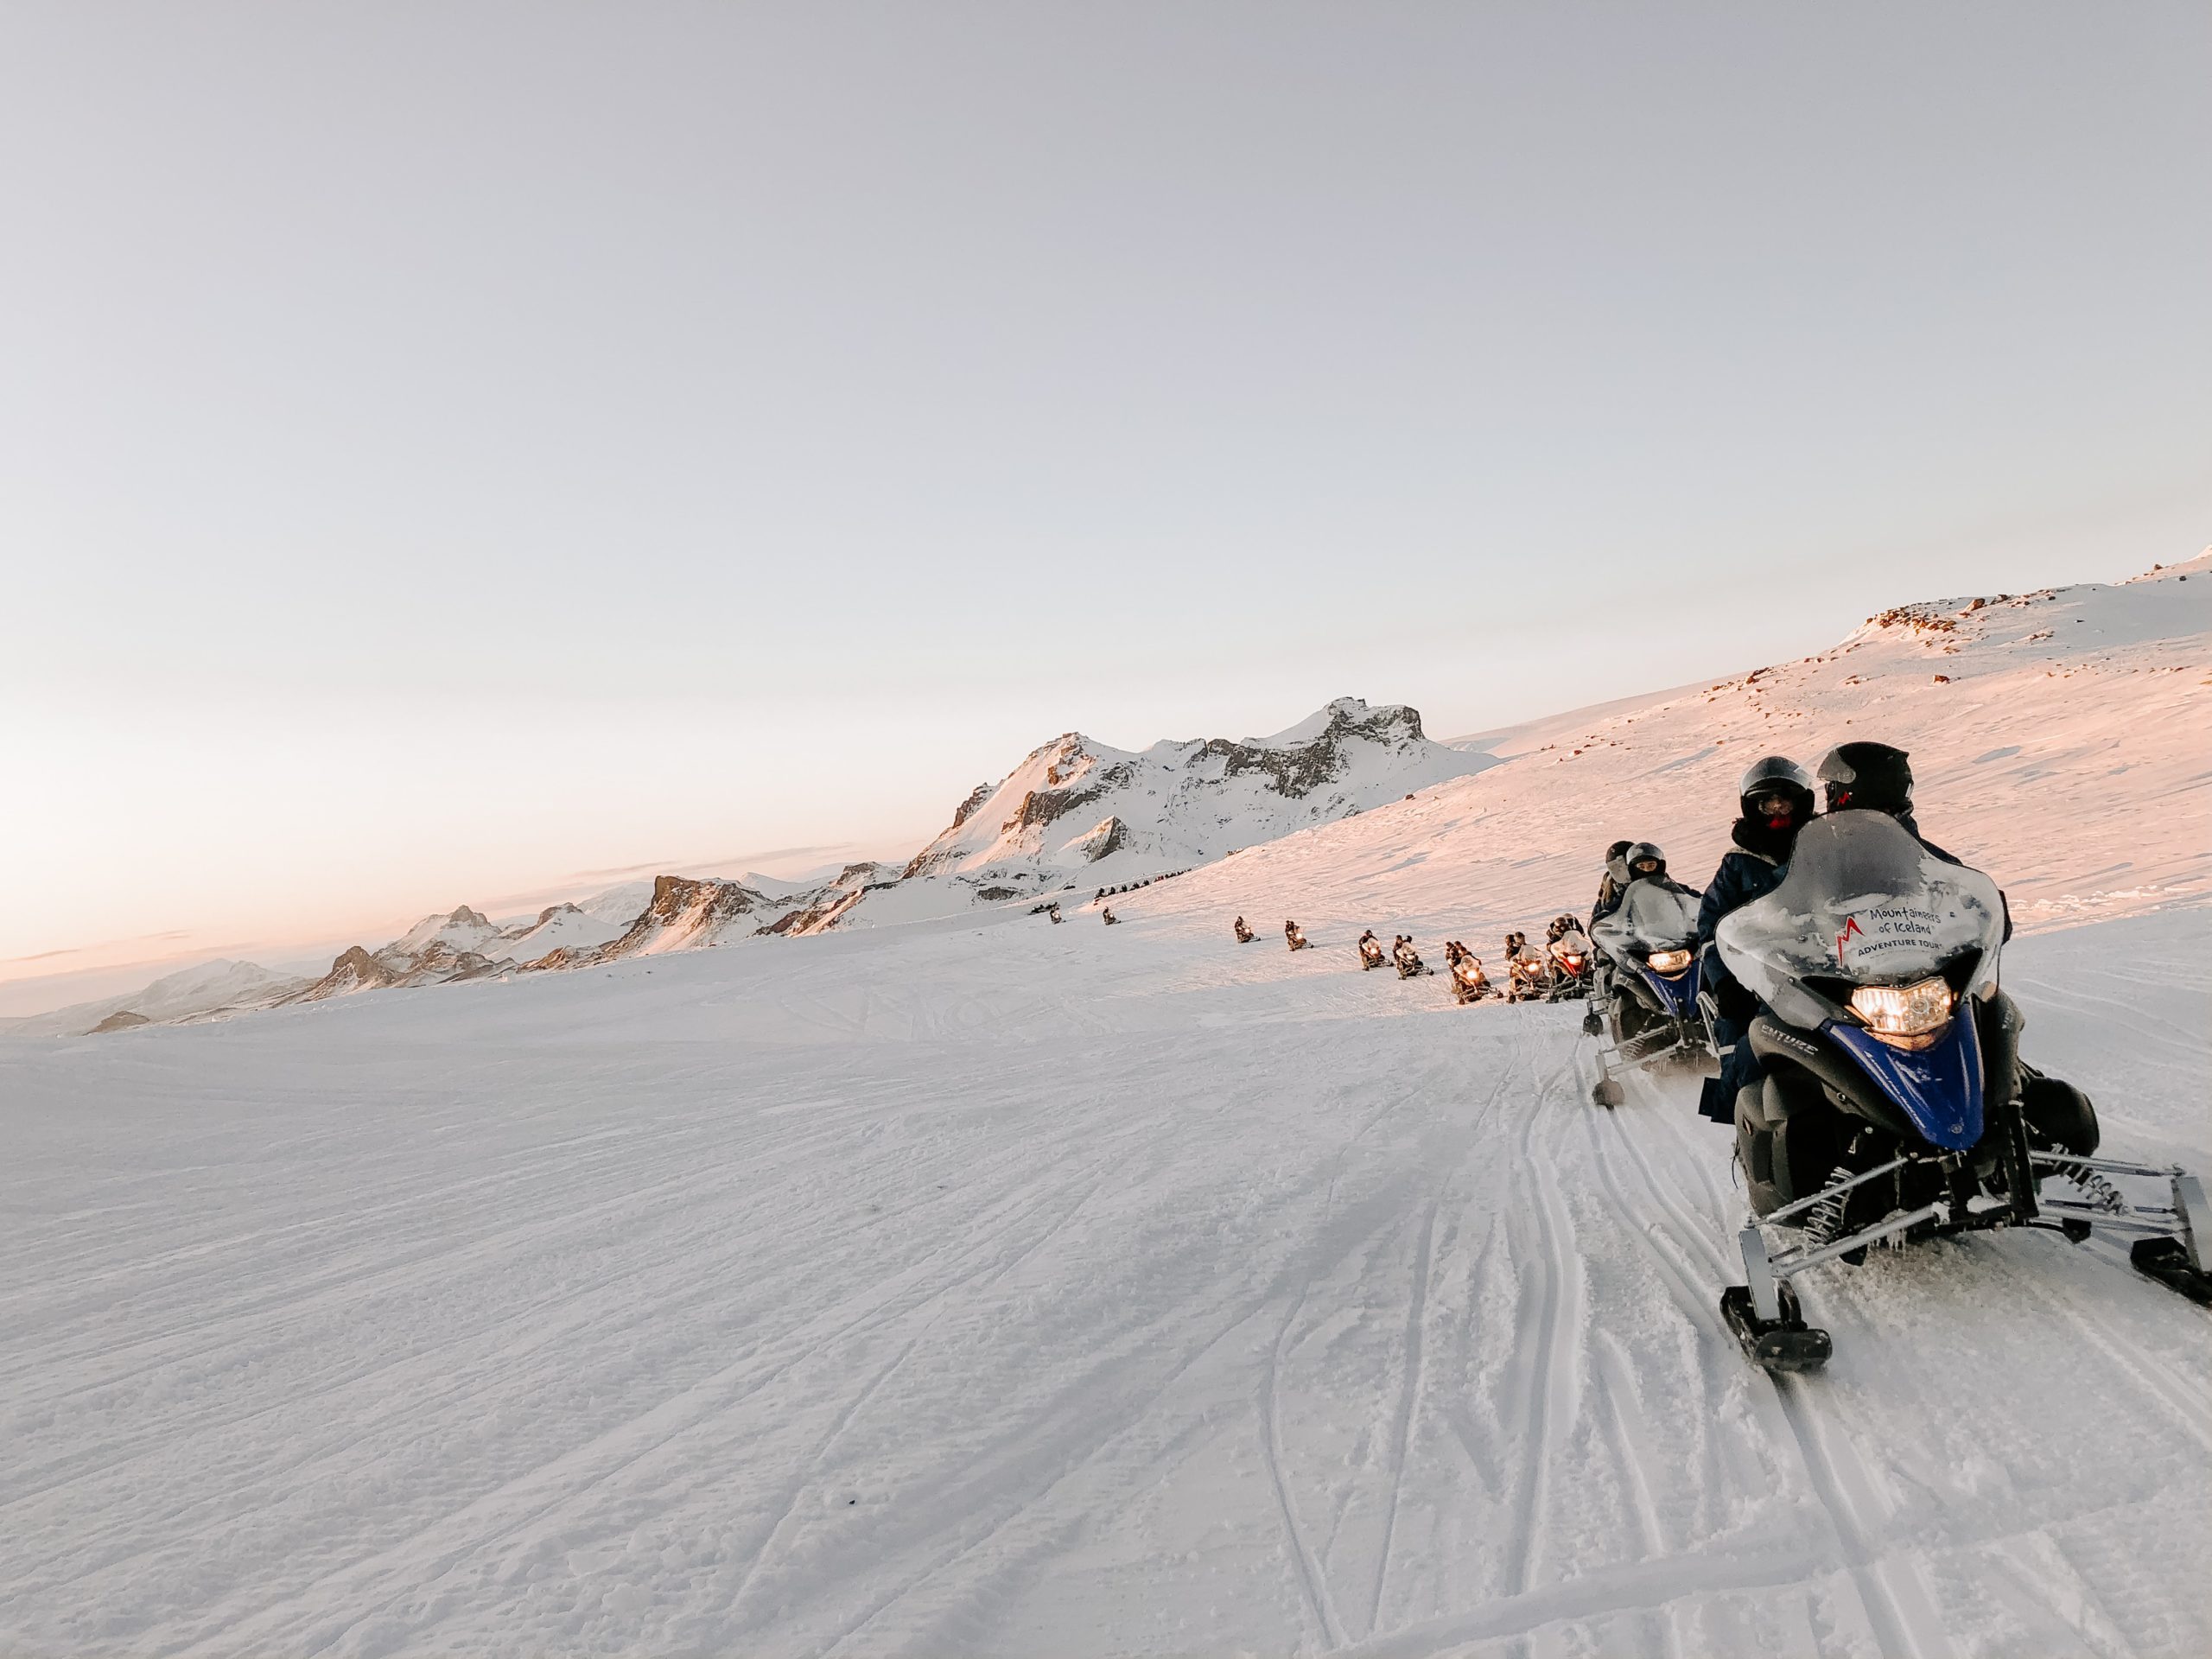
[
  {"xmin": 1719, "ymin": 1281, "xmax": 1832, "ymax": 1372},
  {"xmin": 2131, "ymin": 1237, "xmax": 2212, "ymax": 1305}
]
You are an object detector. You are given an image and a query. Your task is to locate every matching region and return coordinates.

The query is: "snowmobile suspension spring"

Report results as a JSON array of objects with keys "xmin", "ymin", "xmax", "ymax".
[
  {"xmin": 2068, "ymin": 1166, "xmax": 2128, "ymax": 1216},
  {"xmin": 1804, "ymin": 1174, "xmax": 1849, "ymax": 1249}
]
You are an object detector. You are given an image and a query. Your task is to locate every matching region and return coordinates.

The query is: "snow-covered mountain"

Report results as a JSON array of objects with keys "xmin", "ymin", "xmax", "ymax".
[
  {"xmin": 0, "ymin": 958, "xmax": 312, "ymax": 1039},
  {"xmin": 526, "ymin": 863, "xmax": 899, "ymax": 969},
  {"xmin": 1111, "ymin": 552, "xmax": 2212, "ymax": 946},
  {"xmin": 827, "ymin": 697, "xmax": 1494, "ymax": 930},
  {"xmin": 385, "ymin": 904, "xmax": 505, "ymax": 960},
  {"xmin": 493, "ymin": 903, "xmax": 626, "ymax": 964}
]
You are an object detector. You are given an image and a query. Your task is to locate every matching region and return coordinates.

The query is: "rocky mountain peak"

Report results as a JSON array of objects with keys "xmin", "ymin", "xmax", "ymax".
[{"xmin": 949, "ymin": 782, "xmax": 995, "ymax": 828}]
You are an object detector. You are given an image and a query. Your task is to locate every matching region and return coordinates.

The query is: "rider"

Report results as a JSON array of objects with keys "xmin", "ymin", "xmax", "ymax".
[
  {"xmin": 1590, "ymin": 840, "xmax": 1634, "ymax": 928},
  {"xmin": 1817, "ymin": 741, "xmax": 2011, "ymax": 940},
  {"xmin": 1695, "ymin": 756, "xmax": 1818, "ymax": 1123}
]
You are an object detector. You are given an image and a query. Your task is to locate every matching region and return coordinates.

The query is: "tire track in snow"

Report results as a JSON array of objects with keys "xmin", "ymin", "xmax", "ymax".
[
  {"xmin": 1600, "ymin": 1086, "xmax": 1959, "ymax": 1659},
  {"xmin": 148, "ymin": 1145, "xmax": 1124, "ymax": 1657},
  {"xmin": 4, "ymin": 1102, "xmax": 1039, "ymax": 1522},
  {"xmin": 1363, "ymin": 1199, "xmax": 1438, "ymax": 1640},
  {"xmin": 1261, "ymin": 1269, "xmax": 1349, "ymax": 1652},
  {"xmin": 1573, "ymin": 1087, "xmax": 1739, "ymax": 1546},
  {"xmin": 718, "ymin": 1172, "xmax": 1115, "ymax": 1631},
  {"xmin": 812, "ymin": 1292, "xmax": 1291, "ymax": 1658},
  {"xmin": 1769, "ymin": 1378, "xmax": 1956, "ymax": 1659},
  {"xmin": 1417, "ymin": 1023, "xmax": 1531, "ymax": 1560},
  {"xmin": 1501, "ymin": 1036, "xmax": 1586, "ymax": 1604},
  {"xmin": 1250, "ymin": 1077, "xmax": 1430, "ymax": 1654},
  {"xmin": 2006, "ymin": 1251, "xmax": 2212, "ymax": 1457}
]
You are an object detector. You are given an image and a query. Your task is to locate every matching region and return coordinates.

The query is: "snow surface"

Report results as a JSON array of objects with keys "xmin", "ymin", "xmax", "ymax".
[
  {"xmin": 3, "ymin": 560, "xmax": 2205, "ymax": 1654},
  {"xmin": 3, "ymin": 883, "xmax": 2205, "ymax": 1656}
]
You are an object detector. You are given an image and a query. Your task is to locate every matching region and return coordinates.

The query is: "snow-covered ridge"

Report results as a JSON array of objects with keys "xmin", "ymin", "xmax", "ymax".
[
  {"xmin": 1114, "ymin": 555, "xmax": 2211, "ymax": 947},
  {"xmin": 839, "ymin": 696, "xmax": 1496, "ymax": 930}
]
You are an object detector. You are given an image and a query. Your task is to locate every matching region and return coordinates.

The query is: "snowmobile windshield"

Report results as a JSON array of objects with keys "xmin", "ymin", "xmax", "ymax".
[
  {"xmin": 1590, "ymin": 879, "xmax": 1700, "ymax": 958},
  {"xmin": 1714, "ymin": 811, "xmax": 2004, "ymax": 1029}
]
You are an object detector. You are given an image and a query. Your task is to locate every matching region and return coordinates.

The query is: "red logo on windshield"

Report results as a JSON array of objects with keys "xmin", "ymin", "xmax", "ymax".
[{"xmin": 1835, "ymin": 915, "xmax": 1863, "ymax": 963}]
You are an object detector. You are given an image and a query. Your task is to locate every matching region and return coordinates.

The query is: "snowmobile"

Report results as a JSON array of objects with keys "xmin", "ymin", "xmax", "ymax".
[
  {"xmin": 1712, "ymin": 811, "xmax": 2210, "ymax": 1371},
  {"xmin": 1544, "ymin": 919, "xmax": 1594, "ymax": 1001},
  {"xmin": 1357, "ymin": 931, "xmax": 1387, "ymax": 970},
  {"xmin": 1234, "ymin": 917, "xmax": 1255, "ymax": 944},
  {"xmin": 1285, "ymin": 921, "xmax": 1310, "ymax": 952},
  {"xmin": 1447, "ymin": 947, "xmax": 1494, "ymax": 1005},
  {"xmin": 1393, "ymin": 938, "xmax": 1427, "ymax": 978},
  {"xmin": 1587, "ymin": 875, "xmax": 1712, "ymax": 1103},
  {"xmin": 1102, "ymin": 908, "xmax": 1119, "ymax": 925},
  {"xmin": 1504, "ymin": 937, "xmax": 1550, "ymax": 1002}
]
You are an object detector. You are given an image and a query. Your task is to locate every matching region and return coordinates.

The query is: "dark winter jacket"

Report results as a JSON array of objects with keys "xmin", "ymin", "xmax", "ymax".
[{"xmin": 1696, "ymin": 818, "xmax": 1798, "ymax": 947}]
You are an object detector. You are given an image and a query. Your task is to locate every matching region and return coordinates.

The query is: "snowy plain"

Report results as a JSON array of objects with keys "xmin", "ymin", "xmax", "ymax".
[
  {"xmin": 3, "ymin": 891, "xmax": 2208, "ymax": 1657},
  {"xmin": 3, "ymin": 558, "xmax": 2208, "ymax": 1656}
]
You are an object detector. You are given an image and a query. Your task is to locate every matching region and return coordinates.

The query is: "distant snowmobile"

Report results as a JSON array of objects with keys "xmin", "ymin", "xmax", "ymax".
[
  {"xmin": 1392, "ymin": 936, "xmax": 1427, "ymax": 978},
  {"xmin": 1503, "ymin": 933, "xmax": 1549, "ymax": 1002},
  {"xmin": 1446, "ymin": 944, "xmax": 1494, "ymax": 1004},
  {"xmin": 1048, "ymin": 904, "xmax": 1064, "ymax": 925},
  {"xmin": 1357, "ymin": 930, "xmax": 1386, "ymax": 970},
  {"xmin": 1712, "ymin": 811, "xmax": 2210, "ymax": 1371},
  {"xmin": 1102, "ymin": 908, "xmax": 1119, "ymax": 925},
  {"xmin": 1234, "ymin": 916, "xmax": 1255, "ymax": 944},
  {"xmin": 1285, "ymin": 920, "xmax": 1310, "ymax": 951},
  {"xmin": 1544, "ymin": 918, "xmax": 1593, "ymax": 1001},
  {"xmin": 1587, "ymin": 855, "xmax": 1712, "ymax": 1102}
]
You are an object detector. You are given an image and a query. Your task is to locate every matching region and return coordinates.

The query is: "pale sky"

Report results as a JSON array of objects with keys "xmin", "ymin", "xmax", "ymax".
[{"xmin": 4, "ymin": 3, "xmax": 2208, "ymax": 1012}]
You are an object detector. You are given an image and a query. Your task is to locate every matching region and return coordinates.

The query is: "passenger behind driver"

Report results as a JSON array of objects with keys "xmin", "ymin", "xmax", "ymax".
[{"xmin": 1696, "ymin": 756, "xmax": 1817, "ymax": 1124}]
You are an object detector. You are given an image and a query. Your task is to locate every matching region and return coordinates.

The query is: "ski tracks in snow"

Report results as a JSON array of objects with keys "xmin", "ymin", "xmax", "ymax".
[{"xmin": 3, "ymin": 910, "xmax": 2209, "ymax": 1656}]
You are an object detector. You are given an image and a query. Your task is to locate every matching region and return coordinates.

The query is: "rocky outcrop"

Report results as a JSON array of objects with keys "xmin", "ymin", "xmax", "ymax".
[
  {"xmin": 1072, "ymin": 816, "xmax": 1128, "ymax": 861},
  {"xmin": 283, "ymin": 946, "xmax": 405, "ymax": 1003},
  {"xmin": 282, "ymin": 938, "xmax": 509, "ymax": 1004},
  {"xmin": 1209, "ymin": 701, "xmax": 1427, "ymax": 797},
  {"xmin": 950, "ymin": 782, "xmax": 994, "ymax": 828},
  {"xmin": 90, "ymin": 1010, "xmax": 151, "ymax": 1034}
]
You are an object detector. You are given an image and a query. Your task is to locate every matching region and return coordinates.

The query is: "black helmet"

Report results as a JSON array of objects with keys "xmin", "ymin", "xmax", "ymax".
[
  {"xmin": 1818, "ymin": 741, "xmax": 1913, "ymax": 814},
  {"xmin": 1624, "ymin": 839, "xmax": 1666, "ymax": 878},
  {"xmin": 1738, "ymin": 754, "xmax": 1815, "ymax": 823}
]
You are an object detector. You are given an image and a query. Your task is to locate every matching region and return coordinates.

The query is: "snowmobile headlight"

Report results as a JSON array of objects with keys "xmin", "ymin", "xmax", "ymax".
[
  {"xmin": 1848, "ymin": 977, "xmax": 1955, "ymax": 1048},
  {"xmin": 1646, "ymin": 947, "xmax": 1692, "ymax": 975},
  {"xmin": 1560, "ymin": 952, "xmax": 1585, "ymax": 969}
]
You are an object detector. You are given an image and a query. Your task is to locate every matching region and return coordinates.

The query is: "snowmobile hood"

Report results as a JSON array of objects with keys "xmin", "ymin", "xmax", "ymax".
[{"xmin": 1826, "ymin": 1010, "xmax": 1985, "ymax": 1152}]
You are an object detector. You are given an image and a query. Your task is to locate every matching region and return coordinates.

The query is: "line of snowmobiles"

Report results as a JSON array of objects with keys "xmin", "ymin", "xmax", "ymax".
[
  {"xmin": 1574, "ymin": 815, "xmax": 2209, "ymax": 1374},
  {"xmin": 1335, "ymin": 918, "xmax": 1599, "ymax": 1006}
]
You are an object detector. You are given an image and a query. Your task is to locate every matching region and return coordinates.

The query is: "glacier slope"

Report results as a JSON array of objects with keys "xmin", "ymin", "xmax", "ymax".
[{"xmin": 2, "ymin": 891, "xmax": 2205, "ymax": 1657}]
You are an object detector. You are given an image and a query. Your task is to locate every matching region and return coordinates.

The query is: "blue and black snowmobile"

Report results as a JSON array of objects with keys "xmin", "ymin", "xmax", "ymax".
[
  {"xmin": 1586, "ymin": 843, "xmax": 1713, "ymax": 1104},
  {"xmin": 1713, "ymin": 810, "xmax": 2211, "ymax": 1371}
]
